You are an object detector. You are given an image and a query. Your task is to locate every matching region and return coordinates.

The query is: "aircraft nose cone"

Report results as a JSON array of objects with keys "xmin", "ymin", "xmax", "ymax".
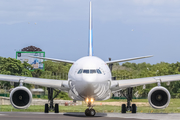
[{"xmin": 82, "ymin": 74, "xmax": 97, "ymax": 82}]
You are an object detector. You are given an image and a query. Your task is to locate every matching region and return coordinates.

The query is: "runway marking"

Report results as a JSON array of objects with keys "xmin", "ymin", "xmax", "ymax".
[
  {"xmin": 1, "ymin": 112, "xmax": 180, "ymax": 120},
  {"xmin": 107, "ymin": 113, "xmax": 180, "ymax": 120},
  {"xmin": 0, "ymin": 114, "xmax": 7, "ymax": 116}
]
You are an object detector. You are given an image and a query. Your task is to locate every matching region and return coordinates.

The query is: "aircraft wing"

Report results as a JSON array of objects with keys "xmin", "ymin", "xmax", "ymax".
[
  {"xmin": 0, "ymin": 74, "xmax": 70, "ymax": 92},
  {"xmin": 29, "ymin": 56, "xmax": 74, "ymax": 64},
  {"xmin": 105, "ymin": 55, "xmax": 153, "ymax": 64},
  {"xmin": 110, "ymin": 74, "xmax": 180, "ymax": 92}
]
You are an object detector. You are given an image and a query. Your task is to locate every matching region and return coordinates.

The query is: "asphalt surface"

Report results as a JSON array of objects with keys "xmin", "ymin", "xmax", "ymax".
[
  {"xmin": 1, "ymin": 112, "xmax": 180, "ymax": 120},
  {"xmin": 0, "ymin": 112, "xmax": 148, "ymax": 120}
]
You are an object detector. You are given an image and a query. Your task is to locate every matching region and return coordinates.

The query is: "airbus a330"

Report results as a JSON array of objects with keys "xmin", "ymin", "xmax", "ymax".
[{"xmin": 0, "ymin": 2, "xmax": 180, "ymax": 116}]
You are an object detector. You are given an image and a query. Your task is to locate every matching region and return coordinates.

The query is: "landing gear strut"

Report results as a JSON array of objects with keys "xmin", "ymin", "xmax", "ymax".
[
  {"xmin": 85, "ymin": 101, "xmax": 96, "ymax": 116},
  {"xmin": 44, "ymin": 88, "xmax": 61, "ymax": 113},
  {"xmin": 121, "ymin": 88, "xmax": 136, "ymax": 113}
]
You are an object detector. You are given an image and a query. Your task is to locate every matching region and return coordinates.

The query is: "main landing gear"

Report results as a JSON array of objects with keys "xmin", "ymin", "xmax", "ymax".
[
  {"xmin": 85, "ymin": 99, "xmax": 96, "ymax": 116},
  {"xmin": 44, "ymin": 88, "xmax": 61, "ymax": 113},
  {"xmin": 121, "ymin": 88, "xmax": 136, "ymax": 113}
]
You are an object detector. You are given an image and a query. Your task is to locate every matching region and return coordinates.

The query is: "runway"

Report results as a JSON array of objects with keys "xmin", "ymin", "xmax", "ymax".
[{"xmin": 0, "ymin": 112, "xmax": 180, "ymax": 120}]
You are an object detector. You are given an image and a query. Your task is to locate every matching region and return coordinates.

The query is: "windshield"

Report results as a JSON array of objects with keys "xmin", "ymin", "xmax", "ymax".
[
  {"xmin": 97, "ymin": 69, "xmax": 102, "ymax": 74},
  {"xmin": 77, "ymin": 69, "xmax": 82, "ymax": 74},
  {"xmin": 77, "ymin": 69, "xmax": 102, "ymax": 74},
  {"xmin": 83, "ymin": 70, "xmax": 89, "ymax": 74},
  {"xmin": 90, "ymin": 70, "xmax": 96, "ymax": 74}
]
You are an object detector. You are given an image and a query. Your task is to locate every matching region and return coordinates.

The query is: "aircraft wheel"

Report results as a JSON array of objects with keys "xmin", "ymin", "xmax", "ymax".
[
  {"xmin": 90, "ymin": 109, "xmax": 96, "ymax": 116},
  {"xmin": 55, "ymin": 104, "xmax": 59, "ymax": 113},
  {"xmin": 132, "ymin": 104, "xmax": 136, "ymax": 113},
  {"xmin": 85, "ymin": 109, "xmax": 90, "ymax": 116},
  {"xmin": 44, "ymin": 104, "xmax": 49, "ymax": 113},
  {"xmin": 121, "ymin": 104, "xmax": 126, "ymax": 113}
]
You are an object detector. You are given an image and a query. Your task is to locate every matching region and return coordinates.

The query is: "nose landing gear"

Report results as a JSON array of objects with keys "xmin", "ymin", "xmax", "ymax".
[
  {"xmin": 85, "ymin": 99, "xmax": 96, "ymax": 116},
  {"xmin": 85, "ymin": 108, "xmax": 96, "ymax": 116}
]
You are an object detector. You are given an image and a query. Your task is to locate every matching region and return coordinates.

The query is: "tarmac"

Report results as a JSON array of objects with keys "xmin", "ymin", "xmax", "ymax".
[{"xmin": 0, "ymin": 112, "xmax": 180, "ymax": 120}]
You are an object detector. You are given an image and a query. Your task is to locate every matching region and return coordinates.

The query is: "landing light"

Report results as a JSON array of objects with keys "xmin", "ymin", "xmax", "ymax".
[{"xmin": 86, "ymin": 98, "xmax": 94, "ymax": 103}]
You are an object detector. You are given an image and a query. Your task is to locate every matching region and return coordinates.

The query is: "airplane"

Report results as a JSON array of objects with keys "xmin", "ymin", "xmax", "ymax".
[{"xmin": 0, "ymin": 1, "xmax": 180, "ymax": 116}]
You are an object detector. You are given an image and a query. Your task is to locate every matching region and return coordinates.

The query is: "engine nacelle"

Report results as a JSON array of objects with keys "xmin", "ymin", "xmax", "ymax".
[
  {"xmin": 148, "ymin": 86, "xmax": 170, "ymax": 109},
  {"xmin": 10, "ymin": 86, "xmax": 32, "ymax": 109}
]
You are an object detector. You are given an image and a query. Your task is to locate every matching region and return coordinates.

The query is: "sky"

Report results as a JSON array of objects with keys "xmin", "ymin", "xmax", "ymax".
[{"xmin": 0, "ymin": 0, "xmax": 180, "ymax": 64}]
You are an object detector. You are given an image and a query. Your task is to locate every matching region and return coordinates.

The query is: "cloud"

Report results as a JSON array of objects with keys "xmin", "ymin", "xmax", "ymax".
[
  {"xmin": 0, "ymin": 0, "xmax": 88, "ymax": 24},
  {"xmin": 0, "ymin": 0, "xmax": 180, "ymax": 24},
  {"xmin": 93, "ymin": 0, "xmax": 180, "ymax": 24},
  {"xmin": 132, "ymin": 0, "xmax": 180, "ymax": 6}
]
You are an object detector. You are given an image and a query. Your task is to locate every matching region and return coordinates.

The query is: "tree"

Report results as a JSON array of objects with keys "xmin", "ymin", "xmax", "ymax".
[{"xmin": 0, "ymin": 57, "xmax": 32, "ymax": 88}]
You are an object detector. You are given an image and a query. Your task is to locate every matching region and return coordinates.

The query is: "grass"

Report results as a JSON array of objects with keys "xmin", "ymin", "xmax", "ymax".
[
  {"xmin": 1, "ymin": 99, "xmax": 180, "ymax": 113},
  {"xmin": 102, "ymin": 99, "xmax": 148, "ymax": 102}
]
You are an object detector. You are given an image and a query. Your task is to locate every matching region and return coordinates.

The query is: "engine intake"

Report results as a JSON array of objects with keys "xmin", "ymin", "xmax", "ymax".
[
  {"xmin": 10, "ymin": 86, "xmax": 32, "ymax": 109},
  {"xmin": 148, "ymin": 86, "xmax": 170, "ymax": 109}
]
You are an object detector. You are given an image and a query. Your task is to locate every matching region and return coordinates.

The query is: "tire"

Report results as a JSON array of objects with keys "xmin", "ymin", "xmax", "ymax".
[
  {"xmin": 45, "ymin": 104, "xmax": 49, "ymax": 113},
  {"xmin": 55, "ymin": 104, "xmax": 59, "ymax": 113},
  {"xmin": 85, "ymin": 109, "xmax": 90, "ymax": 116},
  {"xmin": 90, "ymin": 109, "xmax": 96, "ymax": 116},
  {"xmin": 121, "ymin": 104, "xmax": 126, "ymax": 113},
  {"xmin": 132, "ymin": 104, "xmax": 136, "ymax": 113}
]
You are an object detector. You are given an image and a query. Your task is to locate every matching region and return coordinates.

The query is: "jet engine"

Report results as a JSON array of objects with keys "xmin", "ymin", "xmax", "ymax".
[
  {"xmin": 148, "ymin": 86, "xmax": 170, "ymax": 109},
  {"xmin": 10, "ymin": 86, "xmax": 32, "ymax": 109}
]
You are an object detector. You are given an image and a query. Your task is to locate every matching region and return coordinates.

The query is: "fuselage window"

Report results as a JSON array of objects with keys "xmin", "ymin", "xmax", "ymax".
[
  {"xmin": 77, "ymin": 69, "xmax": 82, "ymax": 74},
  {"xmin": 83, "ymin": 70, "xmax": 89, "ymax": 74},
  {"xmin": 90, "ymin": 70, "xmax": 96, "ymax": 74},
  {"xmin": 97, "ymin": 69, "xmax": 102, "ymax": 74}
]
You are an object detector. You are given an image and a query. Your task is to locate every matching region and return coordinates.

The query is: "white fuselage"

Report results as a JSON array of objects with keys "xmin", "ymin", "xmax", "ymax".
[{"xmin": 68, "ymin": 56, "xmax": 112, "ymax": 101}]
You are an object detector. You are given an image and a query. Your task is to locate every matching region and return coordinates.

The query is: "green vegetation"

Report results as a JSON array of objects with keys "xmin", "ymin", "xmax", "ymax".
[
  {"xmin": 1, "ymin": 56, "xmax": 180, "ymax": 99},
  {"xmin": 103, "ymin": 99, "xmax": 148, "ymax": 102},
  {"xmin": 1, "ymin": 99, "xmax": 180, "ymax": 113},
  {"xmin": 0, "ymin": 57, "xmax": 71, "ymax": 100},
  {"xmin": 112, "ymin": 62, "xmax": 180, "ymax": 98}
]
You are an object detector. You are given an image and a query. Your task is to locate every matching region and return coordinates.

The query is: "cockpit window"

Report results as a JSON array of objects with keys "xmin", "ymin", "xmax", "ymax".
[
  {"xmin": 78, "ymin": 69, "xmax": 102, "ymax": 74},
  {"xmin": 97, "ymin": 69, "xmax": 102, "ymax": 74},
  {"xmin": 90, "ymin": 70, "xmax": 96, "ymax": 74},
  {"xmin": 77, "ymin": 69, "xmax": 82, "ymax": 74},
  {"xmin": 83, "ymin": 70, "xmax": 89, "ymax": 74}
]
